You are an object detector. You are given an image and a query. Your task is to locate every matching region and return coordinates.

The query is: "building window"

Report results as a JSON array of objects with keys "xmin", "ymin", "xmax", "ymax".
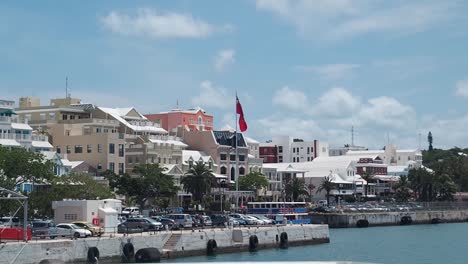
[
  {"xmin": 230, "ymin": 154, "xmax": 236, "ymax": 161},
  {"xmin": 96, "ymin": 128, "xmax": 101, "ymax": 133},
  {"xmin": 128, "ymin": 156, "xmax": 133, "ymax": 163},
  {"xmin": 278, "ymin": 156, "xmax": 283, "ymax": 163},
  {"xmin": 158, "ymin": 157, "xmax": 161, "ymax": 163},
  {"xmin": 293, "ymin": 157, "xmax": 296, "ymax": 162},
  {"xmin": 198, "ymin": 116, "xmax": 202, "ymax": 125},
  {"xmin": 278, "ymin": 146, "xmax": 283, "ymax": 153},
  {"xmin": 70, "ymin": 115, "xmax": 75, "ymax": 120},
  {"xmin": 87, "ymin": 144, "xmax": 92, "ymax": 153},
  {"xmin": 97, "ymin": 144, "xmax": 103, "ymax": 153},
  {"xmin": 66, "ymin": 145, "xmax": 71, "ymax": 154},
  {"xmin": 163, "ymin": 158, "xmax": 166, "ymax": 164},
  {"xmin": 189, "ymin": 160, "xmax": 193, "ymax": 167},
  {"xmin": 118, "ymin": 144, "xmax": 124, "ymax": 157},
  {"xmin": 220, "ymin": 154, "xmax": 227, "ymax": 160},
  {"xmin": 239, "ymin": 155, "xmax": 245, "ymax": 162},
  {"xmin": 220, "ymin": 167, "xmax": 227, "ymax": 175},
  {"xmin": 56, "ymin": 146, "xmax": 61, "ymax": 154},
  {"xmin": 62, "ymin": 114, "xmax": 68, "ymax": 120},
  {"xmin": 239, "ymin": 167, "xmax": 245, "ymax": 175},
  {"xmin": 97, "ymin": 163, "xmax": 102, "ymax": 170},
  {"xmin": 109, "ymin": 162, "xmax": 115, "ymax": 172},
  {"xmin": 118, "ymin": 163, "xmax": 124, "ymax": 175},
  {"xmin": 40, "ymin": 113, "xmax": 46, "ymax": 120},
  {"xmin": 151, "ymin": 157, "xmax": 155, "ymax": 163},
  {"xmin": 109, "ymin": 143, "xmax": 115, "ymax": 154},
  {"xmin": 293, "ymin": 148, "xmax": 296, "ymax": 153},
  {"xmin": 64, "ymin": 214, "xmax": 77, "ymax": 221},
  {"xmin": 74, "ymin": 145, "xmax": 83, "ymax": 153}
]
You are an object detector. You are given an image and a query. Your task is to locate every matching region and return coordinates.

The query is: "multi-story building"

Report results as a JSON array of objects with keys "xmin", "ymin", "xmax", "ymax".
[
  {"xmin": 182, "ymin": 130, "xmax": 249, "ymax": 182},
  {"xmin": 346, "ymin": 144, "xmax": 423, "ymax": 167},
  {"xmin": 145, "ymin": 107, "xmax": 214, "ymax": 135},
  {"xmin": 259, "ymin": 136, "xmax": 329, "ymax": 164},
  {"xmin": 259, "ymin": 143, "xmax": 278, "ymax": 163},
  {"xmin": 329, "ymin": 145, "xmax": 368, "ymax": 156},
  {"xmin": 1, "ymin": 99, "xmax": 53, "ymax": 151},
  {"xmin": 15, "ymin": 97, "xmax": 188, "ymax": 175}
]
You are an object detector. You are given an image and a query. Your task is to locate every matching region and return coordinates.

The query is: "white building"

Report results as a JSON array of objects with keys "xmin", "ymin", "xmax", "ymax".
[
  {"xmin": 346, "ymin": 144, "xmax": 423, "ymax": 167},
  {"xmin": 245, "ymin": 136, "xmax": 260, "ymax": 159},
  {"xmin": 52, "ymin": 199, "xmax": 122, "ymax": 233},
  {"xmin": 262, "ymin": 135, "xmax": 329, "ymax": 163},
  {"xmin": 329, "ymin": 145, "xmax": 368, "ymax": 156}
]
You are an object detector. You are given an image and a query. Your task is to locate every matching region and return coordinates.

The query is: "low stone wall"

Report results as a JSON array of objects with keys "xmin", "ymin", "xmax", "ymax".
[
  {"xmin": 0, "ymin": 225, "xmax": 329, "ymax": 264},
  {"xmin": 310, "ymin": 210, "xmax": 468, "ymax": 228}
]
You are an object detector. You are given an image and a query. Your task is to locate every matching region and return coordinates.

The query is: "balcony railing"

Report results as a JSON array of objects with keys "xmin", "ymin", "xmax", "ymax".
[
  {"xmin": 0, "ymin": 116, "xmax": 12, "ymax": 123},
  {"xmin": 15, "ymin": 134, "xmax": 31, "ymax": 141}
]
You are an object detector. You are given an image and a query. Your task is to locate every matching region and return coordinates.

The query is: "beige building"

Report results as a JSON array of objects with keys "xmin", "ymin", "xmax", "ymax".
[{"xmin": 15, "ymin": 97, "xmax": 188, "ymax": 175}]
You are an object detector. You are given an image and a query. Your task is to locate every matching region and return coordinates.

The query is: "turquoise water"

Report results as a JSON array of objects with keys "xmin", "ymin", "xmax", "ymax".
[{"xmin": 168, "ymin": 223, "xmax": 468, "ymax": 264}]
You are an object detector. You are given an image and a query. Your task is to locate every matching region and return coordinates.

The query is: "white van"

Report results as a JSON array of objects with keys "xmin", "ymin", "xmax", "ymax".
[
  {"xmin": 167, "ymin": 214, "xmax": 193, "ymax": 228},
  {"xmin": 122, "ymin": 207, "xmax": 140, "ymax": 216}
]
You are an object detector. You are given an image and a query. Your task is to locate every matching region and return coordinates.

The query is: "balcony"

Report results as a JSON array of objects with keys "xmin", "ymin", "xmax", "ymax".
[
  {"xmin": 15, "ymin": 134, "xmax": 31, "ymax": 142},
  {"xmin": 0, "ymin": 116, "xmax": 12, "ymax": 123}
]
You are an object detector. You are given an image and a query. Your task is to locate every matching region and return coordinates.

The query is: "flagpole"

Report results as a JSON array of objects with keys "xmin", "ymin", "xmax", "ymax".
[{"xmin": 235, "ymin": 92, "xmax": 240, "ymax": 211}]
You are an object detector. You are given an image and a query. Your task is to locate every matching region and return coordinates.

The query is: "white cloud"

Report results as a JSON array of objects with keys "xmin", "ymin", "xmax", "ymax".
[
  {"xmin": 358, "ymin": 96, "xmax": 416, "ymax": 129},
  {"xmin": 191, "ymin": 80, "xmax": 230, "ymax": 109},
  {"xmin": 256, "ymin": 0, "xmax": 459, "ymax": 40},
  {"xmin": 272, "ymin": 86, "xmax": 308, "ymax": 111},
  {"xmin": 257, "ymin": 116, "xmax": 325, "ymax": 140},
  {"xmin": 312, "ymin": 87, "xmax": 360, "ymax": 117},
  {"xmin": 214, "ymin": 49, "xmax": 235, "ymax": 72},
  {"xmin": 295, "ymin": 63, "xmax": 360, "ymax": 80},
  {"xmin": 455, "ymin": 80, "xmax": 468, "ymax": 98},
  {"xmin": 101, "ymin": 8, "xmax": 218, "ymax": 39}
]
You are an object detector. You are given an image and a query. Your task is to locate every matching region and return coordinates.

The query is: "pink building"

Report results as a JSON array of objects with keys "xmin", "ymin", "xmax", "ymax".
[{"xmin": 145, "ymin": 107, "xmax": 214, "ymax": 134}]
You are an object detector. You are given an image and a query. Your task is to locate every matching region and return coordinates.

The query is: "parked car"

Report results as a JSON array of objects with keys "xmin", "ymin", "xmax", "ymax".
[
  {"xmin": 121, "ymin": 207, "xmax": 140, "ymax": 217},
  {"xmin": 252, "ymin": 215, "xmax": 276, "ymax": 225},
  {"xmin": 228, "ymin": 216, "xmax": 240, "ymax": 227},
  {"xmin": 191, "ymin": 215, "xmax": 203, "ymax": 227},
  {"xmin": 31, "ymin": 220, "xmax": 72, "ymax": 239},
  {"xmin": 229, "ymin": 214, "xmax": 251, "ymax": 225},
  {"xmin": 72, "ymin": 221, "xmax": 104, "ymax": 237},
  {"xmin": 56, "ymin": 223, "xmax": 92, "ymax": 238},
  {"xmin": 243, "ymin": 215, "xmax": 263, "ymax": 225},
  {"xmin": 201, "ymin": 215, "xmax": 213, "ymax": 226},
  {"xmin": 150, "ymin": 216, "xmax": 175, "ymax": 230},
  {"xmin": 211, "ymin": 214, "xmax": 238, "ymax": 227},
  {"xmin": 167, "ymin": 214, "xmax": 193, "ymax": 228},
  {"xmin": 118, "ymin": 217, "xmax": 163, "ymax": 233}
]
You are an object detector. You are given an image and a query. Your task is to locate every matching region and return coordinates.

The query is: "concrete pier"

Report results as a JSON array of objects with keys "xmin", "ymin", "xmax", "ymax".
[
  {"xmin": 0, "ymin": 225, "xmax": 330, "ymax": 264},
  {"xmin": 310, "ymin": 209, "xmax": 468, "ymax": 228}
]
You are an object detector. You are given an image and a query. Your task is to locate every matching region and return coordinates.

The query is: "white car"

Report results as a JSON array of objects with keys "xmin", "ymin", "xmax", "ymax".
[
  {"xmin": 253, "ymin": 215, "xmax": 275, "ymax": 225},
  {"xmin": 56, "ymin": 223, "xmax": 92, "ymax": 238},
  {"xmin": 244, "ymin": 215, "xmax": 264, "ymax": 225}
]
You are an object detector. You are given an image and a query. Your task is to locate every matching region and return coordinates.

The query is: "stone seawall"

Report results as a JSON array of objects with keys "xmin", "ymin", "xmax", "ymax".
[
  {"xmin": 0, "ymin": 225, "xmax": 329, "ymax": 264},
  {"xmin": 310, "ymin": 210, "xmax": 468, "ymax": 228}
]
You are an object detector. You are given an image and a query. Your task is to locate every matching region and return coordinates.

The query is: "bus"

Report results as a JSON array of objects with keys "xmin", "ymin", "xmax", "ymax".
[{"xmin": 246, "ymin": 202, "xmax": 310, "ymax": 224}]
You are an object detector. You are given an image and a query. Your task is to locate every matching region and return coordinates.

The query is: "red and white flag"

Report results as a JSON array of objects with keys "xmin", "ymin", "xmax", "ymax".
[{"xmin": 236, "ymin": 96, "xmax": 248, "ymax": 132}]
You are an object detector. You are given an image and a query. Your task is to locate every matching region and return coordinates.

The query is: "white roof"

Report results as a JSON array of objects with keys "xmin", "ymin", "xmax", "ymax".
[
  {"xmin": 11, "ymin": 123, "xmax": 32, "ymax": 130},
  {"xmin": 149, "ymin": 138, "xmax": 188, "ymax": 147},
  {"xmin": 32, "ymin": 140, "xmax": 53, "ymax": 149},
  {"xmin": 0, "ymin": 139, "xmax": 21, "ymax": 147},
  {"xmin": 213, "ymin": 173, "xmax": 228, "ymax": 179},
  {"xmin": 244, "ymin": 136, "xmax": 259, "ymax": 144},
  {"xmin": 182, "ymin": 150, "xmax": 213, "ymax": 164},
  {"xmin": 61, "ymin": 159, "xmax": 84, "ymax": 169},
  {"xmin": 347, "ymin": 150, "xmax": 384, "ymax": 156},
  {"xmin": 387, "ymin": 166, "xmax": 408, "ymax": 173},
  {"xmin": 40, "ymin": 151, "xmax": 59, "ymax": 160},
  {"xmin": 159, "ymin": 106, "xmax": 207, "ymax": 115},
  {"xmin": 99, "ymin": 107, "xmax": 167, "ymax": 134}
]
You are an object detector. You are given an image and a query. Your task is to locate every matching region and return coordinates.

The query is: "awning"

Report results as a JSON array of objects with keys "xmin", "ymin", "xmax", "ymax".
[
  {"xmin": 32, "ymin": 141, "xmax": 53, "ymax": 149},
  {"xmin": 213, "ymin": 173, "xmax": 228, "ymax": 179},
  {"xmin": 11, "ymin": 123, "xmax": 32, "ymax": 130},
  {"xmin": 0, "ymin": 139, "xmax": 21, "ymax": 147},
  {"xmin": 0, "ymin": 109, "xmax": 16, "ymax": 115}
]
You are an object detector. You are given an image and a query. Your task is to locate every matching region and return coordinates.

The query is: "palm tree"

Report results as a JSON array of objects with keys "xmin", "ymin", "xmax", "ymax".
[
  {"xmin": 316, "ymin": 176, "xmax": 334, "ymax": 207},
  {"xmin": 285, "ymin": 177, "xmax": 309, "ymax": 202},
  {"xmin": 394, "ymin": 176, "xmax": 411, "ymax": 202},
  {"xmin": 180, "ymin": 161, "xmax": 215, "ymax": 206},
  {"xmin": 361, "ymin": 171, "xmax": 374, "ymax": 198},
  {"xmin": 307, "ymin": 183, "xmax": 316, "ymax": 202}
]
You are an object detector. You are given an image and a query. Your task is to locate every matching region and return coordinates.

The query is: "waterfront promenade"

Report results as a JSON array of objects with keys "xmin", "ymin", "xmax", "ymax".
[{"xmin": 0, "ymin": 224, "xmax": 329, "ymax": 264}]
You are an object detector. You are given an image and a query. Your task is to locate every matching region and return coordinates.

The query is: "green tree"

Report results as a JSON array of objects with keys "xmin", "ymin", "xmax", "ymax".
[
  {"xmin": 0, "ymin": 146, "xmax": 54, "ymax": 182},
  {"xmin": 428, "ymin": 131, "xmax": 433, "ymax": 151},
  {"xmin": 394, "ymin": 176, "xmax": 411, "ymax": 202},
  {"xmin": 361, "ymin": 171, "xmax": 375, "ymax": 198},
  {"xmin": 317, "ymin": 176, "xmax": 334, "ymax": 207},
  {"xmin": 180, "ymin": 161, "xmax": 214, "ymax": 206},
  {"xmin": 238, "ymin": 171, "xmax": 269, "ymax": 196},
  {"xmin": 285, "ymin": 177, "xmax": 309, "ymax": 202},
  {"xmin": 112, "ymin": 164, "xmax": 178, "ymax": 210}
]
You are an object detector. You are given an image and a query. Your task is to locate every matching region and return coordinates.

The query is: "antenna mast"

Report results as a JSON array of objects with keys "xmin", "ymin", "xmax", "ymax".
[
  {"xmin": 351, "ymin": 126, "xmax": 355, "ymax": 147},
  {"xmin": 65, "ymin": 77, "xmax": 68, "ymax": 98}
]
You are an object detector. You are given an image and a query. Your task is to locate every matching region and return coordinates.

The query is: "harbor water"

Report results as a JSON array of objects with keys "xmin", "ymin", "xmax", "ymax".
[{"xmin": 167, "ymin": 223, "xmax": 468, "ymax": 264}]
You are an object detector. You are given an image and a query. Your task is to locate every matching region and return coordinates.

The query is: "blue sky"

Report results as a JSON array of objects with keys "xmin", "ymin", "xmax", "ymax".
[{"xmin": 2, "ymin": 0, "xmax": 468, "ymax": 149}]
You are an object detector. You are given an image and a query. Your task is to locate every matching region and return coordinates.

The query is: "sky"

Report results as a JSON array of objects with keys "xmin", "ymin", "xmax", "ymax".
[{"xmin": 1, "ymin": 0, "xmax": 468, "ymax": 149}]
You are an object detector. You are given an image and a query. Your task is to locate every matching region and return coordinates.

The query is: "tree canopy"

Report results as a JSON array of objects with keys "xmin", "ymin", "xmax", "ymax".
[
  {"xmin": 285, "ymin": 177, "xmax": 309, "ymax": 202},
  {"xmin": 107, "ymin": 164, "xmax": 178, "ymax": 210},
  {"xmin": 239, "ymin": 171, "xmax": 269, "ymax": 192},
  {"xmin": 180, "ymin": 161, "xmax": 214, "ymax": 205}
]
